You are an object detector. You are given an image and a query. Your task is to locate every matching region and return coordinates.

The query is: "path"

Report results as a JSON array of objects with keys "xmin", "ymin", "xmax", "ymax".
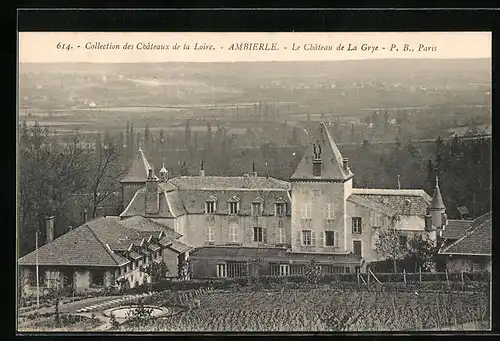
[{"xmin": 18, "ymin": 295, "xmax": 123, "ymax": 317}]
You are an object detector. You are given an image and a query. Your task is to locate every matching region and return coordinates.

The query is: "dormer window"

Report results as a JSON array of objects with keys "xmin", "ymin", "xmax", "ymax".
[
  {"xmin": 205, "ymin": 195, "xmax": 218, "ymax": 214},
  {"xmin": 252, "ymin": 197, "xmax": 264, "ymax": 216},
  {"xmin": 228, "ymin": 196, "xmax": 240, "ymax": 215},
  {"xmin": 275, "ymin": 197, "xmax": 287, "ymax": 217}
]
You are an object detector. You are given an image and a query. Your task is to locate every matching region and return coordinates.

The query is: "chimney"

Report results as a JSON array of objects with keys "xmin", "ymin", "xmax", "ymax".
[
  {"xmin": 45, "ymin": 215, "xmax": 54, "ymax": 243},
  {"xmin": 252, "ymin": 162, "xmax": 257, "ymax": 177},
  {"xmin": 199, "ymin": 160, "xmax": 205, "ymax": 177},
  {"xmin": 145, "ymin": 168, "xmax": 160, "ymax": 214},
  {"xmin": 424, "ymin": 211, "xmax": 433, "ymax": 232},
  {"xmin": 397, "ymin": 175, "xmax": 401, "ymax": 190},
  {"xmin": 83, "ymin": 208, "xmax": 88, "ymax": 223},
  {"xmin": 342, "ymin": 157, "xmax": 349, "ymax": 172},
  {"xmin": 312, "ymin": 159, "xmax": 322, "ymax": 177}
]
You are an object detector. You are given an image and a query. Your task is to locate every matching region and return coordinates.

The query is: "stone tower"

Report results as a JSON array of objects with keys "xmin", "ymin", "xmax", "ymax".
[{"xmin": 290, "ymin": 122, "xmax": 354, "ymax": 253}]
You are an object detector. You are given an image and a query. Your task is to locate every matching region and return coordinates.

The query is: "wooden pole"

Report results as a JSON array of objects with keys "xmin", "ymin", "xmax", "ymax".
[
  {"xmin": 461, "ymin": 270, "xmax": 465, "ymax": 291},
  {"xmin": 445, "ymin": 269, "xmax": 450, "ymax": 291},
  {"xmin": 403, "ymin": 269, "xmax": 407, "ymax": 287},
  {"xmin": 419, "ymin": 266, "xmax": 422, "ymax": 283},
  {"xmin": 357, "ymin": 273, "xmax": 360, "ymax": 289},
  {"xmin": 36, "ymin": 230, "xmax": 39, "ymax": 309}
]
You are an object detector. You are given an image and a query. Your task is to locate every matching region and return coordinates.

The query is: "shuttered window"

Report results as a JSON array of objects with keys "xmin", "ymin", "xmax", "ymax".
[
  {"xmin": 229, "ymin": 223, "xmax": 239, "ymax": 242},
  {"xmin": 323, "ymin": 231, "xmax": 340, "ymax": 247},
  {"xmin": 205, "ymin": 225, "xmax": 215, "ymax": 243}
]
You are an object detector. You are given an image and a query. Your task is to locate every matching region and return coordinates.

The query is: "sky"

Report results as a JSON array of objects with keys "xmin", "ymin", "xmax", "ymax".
[{"xmin": 18, "ymin": 32, "xmax": 491, "ymax": 63}]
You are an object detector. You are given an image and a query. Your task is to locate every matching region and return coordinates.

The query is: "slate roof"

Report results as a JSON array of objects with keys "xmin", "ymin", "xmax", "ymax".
[
  {"xmin": 441, "ymin": 220, "xmax": 472, "ymax": 240},
  {"xmin": 439, "ymin": 212, "xmax": 492, "ymax": 256},
  {"xmin": 178, "ymin": 188, "xmax": 290, "ymax": 215},
  {"xmin": 120, "ymin": 148, "xmax": 152, "ymax": 183},
  {"xmin": 430, "ymin": 177, "xmax": 445, "ymax": 209},
  {"xmin": 121, "ymin": 177, "xmax": 291, "ymax": 216},
  {"xmin": 189, "ymin": 246, "xmax": 362, "ymax": 264},
  {"xmin": 18, "ymin": 215, "xmax": 186, "ymax": 268},
  {"xmin": 18, "ymin": 226, "xmax": 128, "ymax": 267},
  {"xmin": 347, "ymin": 194, "xmax": 396, "ymax": 217},
  {"xmin": 169, "ymin": 239, "xmax": 194, "ymax": 253},
  {"xmin": 120, "ymin": 184, "xmax": 187, "ymax": 218},
  {"xmin": 291, "ymin": 122, "xmax": 353, "ymax": 181},
  {"xmin": 169, "ymin": 176, "xmax": 291, "ymax": 191},
  {"xmin": 349, "ymin": 188, "xmax": 432, "ymax": 217}
]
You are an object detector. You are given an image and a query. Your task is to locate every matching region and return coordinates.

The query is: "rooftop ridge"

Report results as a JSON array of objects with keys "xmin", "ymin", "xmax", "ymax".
[
  {"xmin": 440, "ymin": 213, "xmax": 491, "ymax": 254},
  {"xmin": 85, "ymin": 224, "xmax": 122, "ymax": 266},
  {"xmin": 352, "ymin": 188, "xmax": 429, "ymax": 196}
]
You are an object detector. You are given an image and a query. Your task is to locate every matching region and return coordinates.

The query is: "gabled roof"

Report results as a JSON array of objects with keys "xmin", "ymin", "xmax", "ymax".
[
  {"xmin": 291, "ymin": 122, "xmax": 353, "ymax": 181},
  {"xmin": 349, "ymin": 188, "xmax": 432, "ymax": 217},
  {"xmin": 119, "ymin": 184, "xmax": 187, "ymax": 218},
  {"xmin": 120, "ymin": 148, "xmax": 152, "ymax": 183},
  {"xmin": 18, "ymin": 215, "xmax": 187, "ymax": 268},
  {"xmin": 18, "ymin": 225, "xmax": 129, "ymax": 267},
  {"xmin": 439, "ymin": 212, "xmax": 492, "ymax": 256}
]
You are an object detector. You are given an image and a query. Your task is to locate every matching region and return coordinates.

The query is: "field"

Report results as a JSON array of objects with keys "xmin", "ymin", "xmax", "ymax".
[{"xmin": 121, "ymin": 288, "xmax": 490, "ymax": 332}]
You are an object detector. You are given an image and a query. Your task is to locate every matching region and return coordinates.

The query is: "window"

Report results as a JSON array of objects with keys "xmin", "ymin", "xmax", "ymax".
[
  {"xmin": 279, "ymin": 264, "xmax": 290, "ymax": 276},
  {"xmin": 217, "ymin": 264, "xmax": 227, "ymax": 278},
  {"xmin": 205, "ymin": 201, "xmax": 216, "ymax": 214},
  {"xmin": 252, "ymin": 202, "xmax": 262, "ymax": 216},
  {"xmin": 277, "ymin": 225, "xmax": 286, "ymax": 244},
  {"xmin": 399, "ymin": 235, "xmax": 407, "ymax": 248},
  {"xmin": 229, "ymin": 202, "xmax": 239, "ymax": 214},
  {"xmin": 324, "ymin": 231, "xmax": 339, "ymax": 247},
  {"xmin": 275, "ymin": 203, "xmax": 286, "ymax": 217},
  {"xmin": 206, "ymin": 225, "xmax": 215, "ymax": 243},
  {"xmin": 229, "ymin": 223, "xmax": 239, "ymax": 242},
  {"xmin": 302, "ymin": 230, "xmax": 312, "ymax": 246},
  {"xmin": 353, "ymin": 240, "xmax": 362, "ymax": 256},
  {"xmin": 352, "ymin": 217, "xmax": 362, "ymax": 234},
  {"xmin": 92, "ymin": 270, "xmax": 105, "ymax": 286},
  {"xmin": 132, "ymin": 261, "xmax": 136, "ymax": 270},
  {"xmin": 344, "ymin": 267, "xmax": 351, "ymax": 273},
  {"xmin": 253, "ymin": 226, "xmax": 267, "ymax": 243},
  {"xmin": 301, "ymin": 203, "xmax": 312, "ymax": 219},
  {"xmin": 324, "ymin": 203, "xmax": 335, "ymax": 220},
  {"xmin": 139, "ymin": 259, "xmax": 143, "ymax": 266}
]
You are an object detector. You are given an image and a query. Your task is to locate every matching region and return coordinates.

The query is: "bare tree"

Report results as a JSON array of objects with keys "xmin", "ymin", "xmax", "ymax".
[
  {"xmin": 86, "ymin": 139, "xmax": 126, "ymax": 219},
  {"xmin": 18, "ymin": 122, "xmax": 88, "ymax": 254}
]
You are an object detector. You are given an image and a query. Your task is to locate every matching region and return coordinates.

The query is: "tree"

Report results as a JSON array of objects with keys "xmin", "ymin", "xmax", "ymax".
[
  {"xmin": 374, "ymin": 228, "xmax": 408, "ymax": 273},
  {"xmin": 144, "ymin": 123, "xmax": 150, "ymax": 151},
  {"xmin": 180, "ymin": 161, "xmax": 188, "ymax": 176},
  {"xmin": 140, "ymin": 260, "xmax": 169, "ymax": 291},
  {"xmin": 86, "ymin": 140, "xmax": 126, "ymax": 219},
  {"xmin": 408, "ymin": 234, "xmax": 438, "ymax": 272},
  {"xmin": 19, "ymin": 123, "xmax": 89, "ymax": 255},
  {"xmin": 305, "ymin": 258, "xmax": 323, "ymax": 286}
]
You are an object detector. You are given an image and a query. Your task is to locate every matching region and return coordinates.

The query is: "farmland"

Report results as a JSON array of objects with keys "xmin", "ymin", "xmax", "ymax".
[{"xmin": 121, "ymin": 288, "xmax": 490, "ymax": 332}]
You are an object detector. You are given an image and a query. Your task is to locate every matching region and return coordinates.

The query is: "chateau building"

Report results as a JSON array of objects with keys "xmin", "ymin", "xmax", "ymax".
[
  {"xmin": 120, "ymin": 122, "xmax": 446, "ymax": 277},
  {"xmin": 18, "ymin": 122, "xmax": 460, "ymax": 293}
]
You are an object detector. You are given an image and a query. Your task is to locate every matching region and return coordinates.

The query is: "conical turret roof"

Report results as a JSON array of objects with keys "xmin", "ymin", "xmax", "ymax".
[
  {"xmin": 291, "ymin": 122, "xmax": 353, "ymax": 181},
  {"xmin": 120, "ymin": 148, "xmax": 152, "ymax": 183},
  {"xmin": 430, "ymin": 176, "xmax": 445, "ymax": 209}
]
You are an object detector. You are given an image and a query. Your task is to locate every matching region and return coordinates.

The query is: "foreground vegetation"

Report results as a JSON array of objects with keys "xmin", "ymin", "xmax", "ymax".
[{"xmin": 119, "ymin": 288, "xmax": 489, "ymax": 332}]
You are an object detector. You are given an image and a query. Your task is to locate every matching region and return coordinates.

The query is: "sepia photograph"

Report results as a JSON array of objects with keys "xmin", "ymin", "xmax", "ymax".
[{"xmin": 16, "ymin": 31, "xmax": 491, "ymax": 333}]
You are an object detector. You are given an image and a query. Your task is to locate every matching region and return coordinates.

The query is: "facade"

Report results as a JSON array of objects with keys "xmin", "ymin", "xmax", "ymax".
[
  {"xmin": 120, "ymin": 122, "xmax": 447, "ymax": 277},
  {"xmin": 18, "ymin": 215, "xmax": 192, "ymax": 295},
  {"xmin": 438, "ymin": 211, "xmax": 492, "ymax": 273}
]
